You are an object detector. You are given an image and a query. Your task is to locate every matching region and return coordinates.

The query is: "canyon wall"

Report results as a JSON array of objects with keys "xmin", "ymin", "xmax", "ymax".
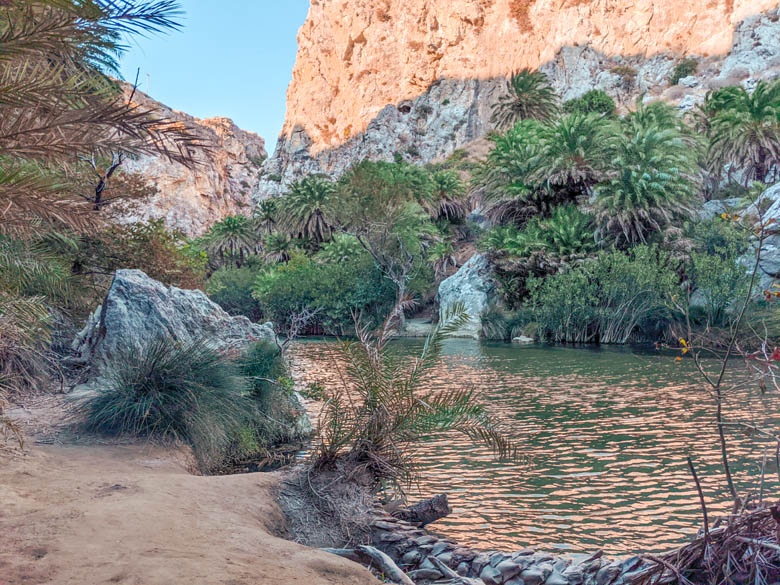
[
  {"xmin": 258, "ymin": 0, "xmax": 780, "ymax": 199},
  {"xmin": 120, "ymin": 87, "xmax": 266, "ymax": 237}
]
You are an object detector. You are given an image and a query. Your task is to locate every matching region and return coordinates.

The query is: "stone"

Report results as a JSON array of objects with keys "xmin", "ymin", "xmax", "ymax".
[
  {"xmin": 595, "ymin": 565, "xmax": 621, "ymax": 585},
  {"xmin": 408, "ymin": 568, "xmax": 443, "ymax": 580},
  {"xmin": 437, "ymin": 254, "xmax": 496, "ymax": 339},
  {"xmin": 480, "ymin": 565, "xmax": 504, "ymax": 585},
  {"xmin": 496, "ymin": 559, "xmax": 524, "ymax": 581},
  {"xmin": 545, "ymin": 571, "xmax": 569, "ymax": 585},
  {"xmin": 436, "ymin": 552, "xmax": 453, "ymax": 566},
  {"xmin": 512, "ymin": 336, "xmax": 534, "ymax": 344},
  {"xmin": 259, "ymin": 1, "xmax": 780, "ymax": 200},
  {"xmin": 402, "ymin": 550, "xmax": 423, "ymax": 565},
  {"xmin": 72, "ymin": 269, "xmax": 275, "ymax": 382},
  {"xmin": 678, "ymin": 75, "xmax": 699, "ymax": 87},
  {"xmin": 119, "ymin": 84, "xmax": 265, "ymax": 237},
  {"xmin": 432, "ymin": 541, "xmax": 453, "ymax": 556},
  {"xmin": 519, "ymin": 567, "xmax": 546, "ymax": 585},
  {"xmin": 457, "ymin": 562, "xmax": 470, "ymax": 576},
  {"xmin": 699, "ymin": 197, "xmax": 744, "ymax": 220}
]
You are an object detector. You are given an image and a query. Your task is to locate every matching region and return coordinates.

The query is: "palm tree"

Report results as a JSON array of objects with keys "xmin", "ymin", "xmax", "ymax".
[
  {"xmin": 427, "ymin": 240, "xmax": 458, "ymax": 282},
  {"xmin": 315, "ymin": 233, "xmax": 363, "ymax": 264},
  {"xmin": 263, "ymin": 232, "xmax": 295, "ymax": 264},
  {"xmin": 252, "ymin": 199, "xmax": 279, "ymax": 235},
  {"xmin": 531, "ymin": 113, "xmax": 608, "ymax": 197},
  {"xmin": 704, "ymin": 80, "xmax": 780, "ymax": 185},
  {"xmin": 0, "ymin": 1, "xmax": 198, "ymax": 237},
  {"xmin": 203, "ymin": 215, "xmax": 257, "ymax": 268},
  {"xmin": 490, "ymin": 69, "xmax": 560, "ymax": 129},
  {"xmin": 594, "ymin": 124, "xmax": 697, "ymax": 247},
  {"xmin": 429, "ymin": 170, "xmax": 467, "ymax": 221},
  {"xmin": 277, "ymin": 175, "xmax": 336, "ymax": 243}
]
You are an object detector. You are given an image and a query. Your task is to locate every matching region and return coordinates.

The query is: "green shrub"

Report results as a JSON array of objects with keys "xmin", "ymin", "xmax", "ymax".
[
  {"xmin": 480, "ymin": 205, "xmax": 596, "ymax": 258},
  {"xmin": 253, "ymin": 254, "xmax": 396, "ymax": 335},
  {"xmin": 527, "ymin": 246, "xmax": 678, "ymax": 344},
  {"xmin": 206, "ymin": 266, "xmax": 264, "ymax": 321},
  {"xmin": 563, "ymin": 90, "xmax": 616, "ymax": 117},
  {"xmin": 670, "ymin": 58, "xmax": 698, "ymax": 85},
  {"xmin": 82, "ymin": 337, "xmax": 256, "ymax": 470},
  {"xmin": 237, "ymin": 341, "xmax": 303, "ymax": 448},
  {"xmin": 687, "ymin": 218, "xmax": 751, "ymax": 325}
]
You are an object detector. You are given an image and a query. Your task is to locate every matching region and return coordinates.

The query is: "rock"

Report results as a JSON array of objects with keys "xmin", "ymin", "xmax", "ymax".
[
  {"xmin": 480, "ymin": 565, "xmax": 503, "ymax": 585},
  {"xmin": 595, "ymin": 564, "xmax": 621, "ymax": 585},
  {"xmin": 402, "ymin": 550, "xmax": 423, "ymax": 565},
  {"xmin": 520, "ymin": 566, "xmax": 546, "ymax": 585},
  {"xmin": 496, "ymin": 559, "xmax": 524, "ymax": 581},
  {"xmin": 512, "ymin": 335, "xmax": 534, "ymax": 344},
  {"xmin": 72, "ymin": 269, "xmax": 275, "ymax": 381},
  {"xmin": 699, "ymin": 197, "xmax": 744, "ymax": 220},
  {"xmin": 437, "ymin": 254, "xmax": 496, "ymax": 339},
  {"xmin": 546, "ymin": 570, "xmax": 570, "ymax": 585},
  {"xmin": 408, "ymin": 568, "xmax": 443, "ymax": 580},
  {"xmin": 259, "ymin": 2, "xmax": 780, "ymax": 198},
  {"xmin": 118, "ymin": 85, "xmax": 266, "ymax": 237},
  {"xmin": 678, "ymin": 75, "xmax": 699, "ymax": 87}
]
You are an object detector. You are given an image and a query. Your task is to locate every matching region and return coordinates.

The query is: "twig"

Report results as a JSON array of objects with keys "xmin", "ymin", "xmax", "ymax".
[{"xmin": 687, "ymin": 455, "xmax": 710, "ymax": 549}]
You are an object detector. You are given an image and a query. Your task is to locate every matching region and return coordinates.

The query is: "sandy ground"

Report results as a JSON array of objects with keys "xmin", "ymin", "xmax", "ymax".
[{"xmin": 0, "ymin": 399, "xmax": 379, "ymax": 585}]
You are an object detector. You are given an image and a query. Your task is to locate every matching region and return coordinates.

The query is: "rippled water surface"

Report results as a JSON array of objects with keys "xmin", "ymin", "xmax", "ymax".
[{"xmin": 289, "ymin": 339, "xmax": 780, "ymax": 555}]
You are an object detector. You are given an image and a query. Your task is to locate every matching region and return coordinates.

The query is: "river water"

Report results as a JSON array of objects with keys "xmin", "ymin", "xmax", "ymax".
[{"xmin": 289, "ymin": 339, "xmax": 780, "ymax": 555}]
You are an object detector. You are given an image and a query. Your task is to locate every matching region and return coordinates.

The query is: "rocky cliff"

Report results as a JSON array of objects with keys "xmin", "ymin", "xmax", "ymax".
[
  {"xmin": 119, "ymin": 87, "xmax": 266, "ymax": 236},
  {"xmin": 258, "ymin": 0, "xmax": 780, "ymax": 198}
]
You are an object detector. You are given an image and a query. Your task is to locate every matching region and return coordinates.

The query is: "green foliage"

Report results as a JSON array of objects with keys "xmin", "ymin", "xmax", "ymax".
[
  {"xmin": 81, "ymin": 337, "xmax": 304, "ymax": 472},
  {"xmin": 313, "ymin": 303, "xmax": 516, "ymax": 492},
  {"xmin": 594, "ymin": 114, "xmax": 697, "ymax": 247},
  {"xmin": 73, "ymin": 220, "xmax": 206, "ymax": 290},
  {"xmin": 253, "ymin": 254, "xmax": 396, "ymax": 335},
  {"xmin": 480, "ymin": 205, "xmax": 596, "ymax": 259},
  {"xmin": 263, "ymin": 232, "xmax": 296, "ymax": 264},
  {"xmin": 206, "ymin": 266, "xmax": 264, "ymax": 321},
  {"xmin": 687, "ymin": 218, "xmax": 751, "ymax": 325},
  {"xmin": 429, "ymin": 169, "xmax": 467, "ymax": 221},
  {"xmin": 201, "ymin": 215, "xmax": 258, "ymax": 269},
  {"xmin": 475, "ymin": 114, "xmax": 607, "ymax": 224},
  {"xmin": 491, "ymin": 69, "xmax": 560, "ymax": 129},
  {"xmin": 81, "ymin": 337, "xmax": 252, "ymax": 470},
  {"xmin": 670, "ymin": 58, "xmax": 698, "ymax": 85},
  {"xmin": 278, "ymin": 175, "xmax": 337, "ymax": 243},
  {"xmin": 314, "ymin": 233, "xmax": 364, "ymax": 264},
  {"xmin": 527, "ymin": 246, "xmax": 678, "ymax": 344},
  {"xmin": 702, "ymin": 80, "xmax": 780, "ymax": 184},
  {"xmin": 563, "ymin": 90, "xmax": 616, "ymax": 117}
]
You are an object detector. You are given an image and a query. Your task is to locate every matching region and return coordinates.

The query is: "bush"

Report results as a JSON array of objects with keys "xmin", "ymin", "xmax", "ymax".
[
  {"xmin": 563, "ymin": 90, "xmax": 616, "ymax": 117},
  {"xmin": 670, "ymin": 58, "xmax": 698, "ymax": 85},
  {"xmin": 81, "ymin": 337, "xmax": 256, "ymax": 470},
  {"xmin": 480, "ymin": 205, "xmax": 596, "ymax": 258},
  {"xmin": 527, "ymin": 246, "xmax": 678, "ymax": 344},
  {"xmin": 236, "ymin": 341, "xmax": 304, "ymax": 450},
  {"xmin": 206, "ymin": 266, "xmax": 264, "ymax": 321},
  {"xmin": 253, "ymin": 253, "xmax": 396, "ymax": 335}
]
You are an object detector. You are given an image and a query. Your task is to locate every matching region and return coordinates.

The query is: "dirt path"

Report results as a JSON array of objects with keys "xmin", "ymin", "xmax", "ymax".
[{"xmin": 0, "ymin": 438, "xmax": 379, "ymax": 585}]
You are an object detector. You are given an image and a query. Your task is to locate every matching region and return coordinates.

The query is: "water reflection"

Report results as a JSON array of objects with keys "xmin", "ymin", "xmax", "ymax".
[{"xmin": 289, "ymin": 339, "xmax": 780, "ymax": 555}]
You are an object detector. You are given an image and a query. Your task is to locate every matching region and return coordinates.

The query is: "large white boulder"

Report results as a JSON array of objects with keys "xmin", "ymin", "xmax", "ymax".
[
  {"xmin": 72, "ymin": 269, "xmax": 275, "ymax": 380},
  {"xmin": 436, "ymin": 254, "xmax": 496, "ymax": 339}
]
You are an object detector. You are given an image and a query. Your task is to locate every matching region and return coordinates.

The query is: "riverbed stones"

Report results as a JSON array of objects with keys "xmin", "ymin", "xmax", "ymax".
[
  {"xmin": 480, "ymin": 565, "xmax": 503, "ymax": 585},
  {"xmin": 368, "ymin": 507, "xmax": 647, "ymax": 585}
]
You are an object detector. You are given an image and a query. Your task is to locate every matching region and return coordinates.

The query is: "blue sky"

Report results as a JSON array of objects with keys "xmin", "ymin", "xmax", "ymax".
[{"xmin": 119, "ymin": 1, "xmax": 310, "ymax": 155}]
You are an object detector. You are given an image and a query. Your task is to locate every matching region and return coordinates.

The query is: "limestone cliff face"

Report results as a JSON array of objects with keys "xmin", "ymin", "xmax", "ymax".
[
  {"xmin": 121, "ymin": 88, "xmax": 266, "ymax": 237},
  {"xmin": 258, "ymin": 0, "xmax": 780, "ymax": 198}
]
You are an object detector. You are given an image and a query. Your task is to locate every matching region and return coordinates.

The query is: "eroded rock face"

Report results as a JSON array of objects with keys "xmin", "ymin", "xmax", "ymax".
[
  {"xmin": 120, "ymin": 86, "xmax": 266, "ymax": 237},
  {"xmin": 258, "ymin": 1, "xmax": 780, "ymax": 198},
  {"xmin": 437, "ymin": 254, "xmax": 496, "ymax": 339},
  {"xmin": 72, "ymin": 269, "xmax": 275, "ymax": 380}
]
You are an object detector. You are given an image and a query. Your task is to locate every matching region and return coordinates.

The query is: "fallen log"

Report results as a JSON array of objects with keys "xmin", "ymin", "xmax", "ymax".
[
  {"xmin": 392, "ymin": 494, "xmax": 451, "ymax": 527},
  {"xmin": 323, "ymin": 545, "xmax": 416, "ymax": 585}
]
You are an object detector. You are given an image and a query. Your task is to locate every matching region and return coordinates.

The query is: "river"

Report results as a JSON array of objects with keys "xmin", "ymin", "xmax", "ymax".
[{"xmin": 289, "ymin": 338, "xmax": 780, "ymax": 555}]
